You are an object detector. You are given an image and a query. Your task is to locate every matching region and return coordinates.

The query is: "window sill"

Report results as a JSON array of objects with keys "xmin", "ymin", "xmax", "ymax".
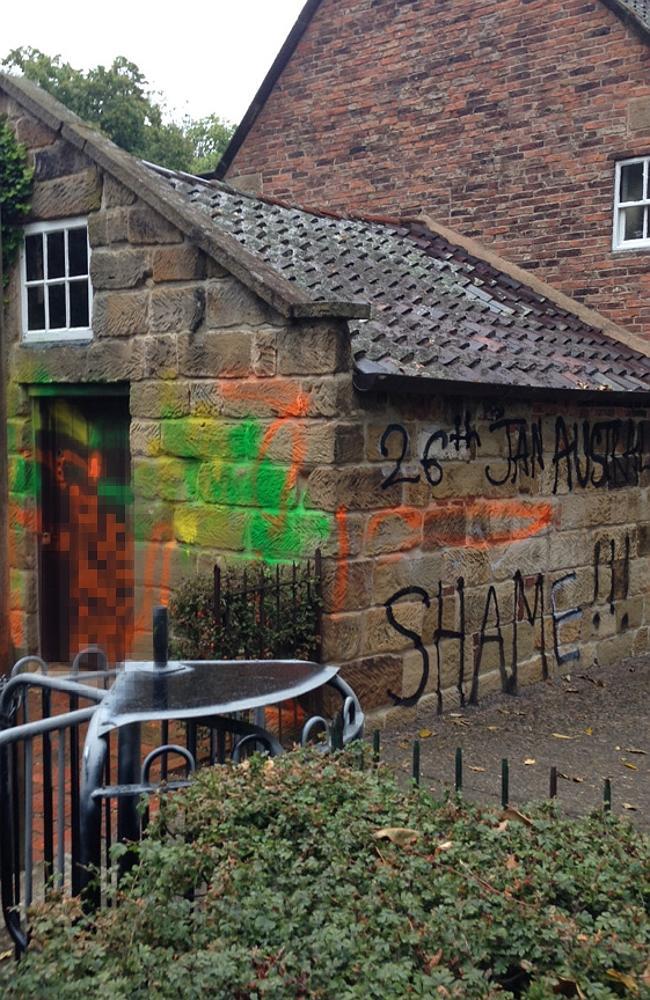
[
  {"xmin": 611, "ymin": 243, "xmax": 650, "ymax": 254},
  {"xmin": 21, "ymin": 331, "xmax": 93, "ymax": 346}
]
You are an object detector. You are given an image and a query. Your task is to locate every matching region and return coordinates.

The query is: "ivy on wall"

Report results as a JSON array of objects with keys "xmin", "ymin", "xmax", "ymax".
[{"xmin": 0, "ymin": 118, "xmax": 33, "ymax": 287}]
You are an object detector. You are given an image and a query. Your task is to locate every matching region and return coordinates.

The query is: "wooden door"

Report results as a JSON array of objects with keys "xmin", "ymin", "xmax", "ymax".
[{"xmin": 38, "ymin": 394, "xmax": 133, "ymax": 664}]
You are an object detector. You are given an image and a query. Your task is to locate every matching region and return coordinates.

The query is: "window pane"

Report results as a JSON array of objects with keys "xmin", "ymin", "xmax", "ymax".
[
  {"xmin": 620, "ymin": 162, "xmax": 644, "ymax": 203},
  {"xmin": 69, "ymin": 280, "xmax": 89, "ymax": 328},
  {"xmin": 47, "ymin": 231, "xmax": 66, "ymax": 279},
  {"xmin": 68, "ymin": 227, "xmax": 88, "ymax": 276},
  {"xmin": 48, "ymin": 283, "xmax": 67, "ymax": 328},
  {"xmin": 25, "ymin": 234, "xmax": 44, "ymax": 281},
  {"xmin": 27, "ymin": 286, "xmax": 45, "ymax": 330},
  {"xmin": 623, "ymin": 205, "xmax": 645, "ymax": 241}
]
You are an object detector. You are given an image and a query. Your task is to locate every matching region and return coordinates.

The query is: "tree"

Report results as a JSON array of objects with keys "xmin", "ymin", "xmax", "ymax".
[{"xmin": 2, "ymin": 48, "xmax": 234, "ymax": 175}]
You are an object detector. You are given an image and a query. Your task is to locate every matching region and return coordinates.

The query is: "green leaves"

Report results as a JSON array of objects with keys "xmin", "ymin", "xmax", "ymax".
[
  {"xmin": 0, "ymin": 117, "xmax": 32, "ymax": 287},
  {"xmin": 3, "ymin": 47, "xmax": 234, "ymax": 174},
  {"xmin": 2, "ymin": 752, "xmax": 649, "ymax": 997},
  {"xmin": 169, "ymin": 564, "xmax": 322, "ymax": 661}
]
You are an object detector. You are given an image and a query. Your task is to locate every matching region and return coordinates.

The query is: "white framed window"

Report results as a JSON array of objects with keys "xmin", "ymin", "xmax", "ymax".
[
  {"xmin": 613, "ymin": 157, "xmax": 650, "ymax": 251},
  {"xmin": 21, "ymin": 218, "xmax": 92, "ymax": 343}
]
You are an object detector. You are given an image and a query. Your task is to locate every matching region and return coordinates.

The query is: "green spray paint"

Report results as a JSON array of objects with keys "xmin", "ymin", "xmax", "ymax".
[{"xmin": 162, "ymin": 415, "xmax": 332, "ymax": 563}]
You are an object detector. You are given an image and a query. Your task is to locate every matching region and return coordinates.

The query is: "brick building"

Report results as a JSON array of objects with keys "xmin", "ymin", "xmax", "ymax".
[
  {"xmin": 219, "ymin": 0, "xmax": 650, "ymax": 341},
  {"xmin": 2, "ymin": 73, "xmax": 649, "ymax": 717}
]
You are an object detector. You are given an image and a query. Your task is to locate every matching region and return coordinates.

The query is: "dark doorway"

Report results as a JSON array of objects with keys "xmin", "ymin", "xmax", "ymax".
[{"xmin": 37, "ymin": 392, "xmax": 133, "ymax": 664}]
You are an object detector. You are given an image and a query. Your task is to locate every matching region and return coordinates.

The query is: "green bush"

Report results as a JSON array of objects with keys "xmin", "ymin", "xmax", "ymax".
[
  {"xmin": 0, "ymin": 118, "xmax": 33, "ymax": 288},
  {"xmin": 3, "ymin": 752, "xmax": 649, "ymax": 998},
  {"xmin": 169, "ymin": 565, "xmax": 321, "ymax": 661}
]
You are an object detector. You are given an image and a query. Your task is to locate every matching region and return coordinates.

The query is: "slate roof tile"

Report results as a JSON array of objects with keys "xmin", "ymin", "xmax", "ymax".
[
  {"xmin": 618, "ymin": 0, "xmax": 650, "ymax": 25},
  {"xmin": 153, "ymin": 166, "xmax": 650, "ymax": 398}
]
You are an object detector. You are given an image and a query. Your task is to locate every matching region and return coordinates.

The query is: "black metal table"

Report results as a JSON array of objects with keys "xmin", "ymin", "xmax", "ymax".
[
  {"xmin": 1, "ymin": 608, "xmax": 364, "ymax": 936},
  {"xmin": 78, "ymin": 647, "xmax": 363, "ymax": 901}
]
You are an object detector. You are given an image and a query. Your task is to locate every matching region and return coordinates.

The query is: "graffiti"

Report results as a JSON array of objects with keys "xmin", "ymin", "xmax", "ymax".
[
  {"xmin": 593, "ymin": 535, "xmax": 631, "ymax": 619},
  {"xmin": 8, "ymin": 379, "xmax": 334, "ymax": 658},
  {"xmin": 379, "ymin": 413, "xmax": 650, "ymax": 493},
  {"xmin": 551, "ymin": 573, "xmax": 582, "ymax": 666},
  {"xmin": 386, "ymin": 535, "xmax": 631, "ymax": 710},
  {"xmin": 486, "ymin": 417, "xmax": 545, "ymax": 486},
  {"xmin": 163, "ymin": 383, "xmax": 332, "ymax": 563}
]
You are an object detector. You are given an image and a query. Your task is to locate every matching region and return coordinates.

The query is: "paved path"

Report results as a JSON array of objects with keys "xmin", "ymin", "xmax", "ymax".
[{"xmin": 378, "ymin": 655, "xmax": 650, "ymax": 829}]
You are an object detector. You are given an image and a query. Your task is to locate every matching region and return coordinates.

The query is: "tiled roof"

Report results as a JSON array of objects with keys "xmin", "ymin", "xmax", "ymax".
[
  {"xmin": 616, "ymin": 0, "xmax": 650, "ymax": 26},
  {"xmin": 157, "ymin": 167, "xmax": 650, "ymax": 398}
]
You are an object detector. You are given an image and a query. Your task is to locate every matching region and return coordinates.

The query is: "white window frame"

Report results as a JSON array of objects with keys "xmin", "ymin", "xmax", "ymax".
[
  {"xmin": 613, "ymin": 156, "xmax": 650, "ymax": 252},
  {"xmin": 20, "ymin": 217, "xmax": 93, "ymax": 344}
]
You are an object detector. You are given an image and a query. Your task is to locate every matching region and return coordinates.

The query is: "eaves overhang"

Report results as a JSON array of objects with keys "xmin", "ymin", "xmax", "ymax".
[{"xmin": 353, "ymin": 359, "xmax": 650, "ymax": 407}]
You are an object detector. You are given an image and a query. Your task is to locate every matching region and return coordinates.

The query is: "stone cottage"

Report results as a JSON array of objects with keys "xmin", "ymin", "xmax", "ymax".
[{"xmin": 1, "ymin": 73, "xmax": 649, "ymax": 718}]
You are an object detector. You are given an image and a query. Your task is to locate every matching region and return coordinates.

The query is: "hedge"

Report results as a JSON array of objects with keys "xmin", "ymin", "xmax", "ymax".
[{"xmin": 2, "ymin": 751, "xmax": 648, "ymax": 998}]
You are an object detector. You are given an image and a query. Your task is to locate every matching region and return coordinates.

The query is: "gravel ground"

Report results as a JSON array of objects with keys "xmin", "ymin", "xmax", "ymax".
[{"xmin": 376, "ymin": 655, "xmax": 650, "ymax": 829}]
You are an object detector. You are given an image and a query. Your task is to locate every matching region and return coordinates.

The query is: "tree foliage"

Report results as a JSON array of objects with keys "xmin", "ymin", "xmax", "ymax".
[
  {"xmin": 2, "ymin": 48, "xmax": 234, "ymax": 175},
  {"xmin": 0, "ymin": 118, "xmax": 32, "ymax": 287}
]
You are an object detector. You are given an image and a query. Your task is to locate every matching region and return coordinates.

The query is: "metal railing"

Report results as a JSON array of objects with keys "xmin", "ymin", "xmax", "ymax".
[{"xmin": 0, "ymin": 634, "xmax": 363, "ymax": 956}]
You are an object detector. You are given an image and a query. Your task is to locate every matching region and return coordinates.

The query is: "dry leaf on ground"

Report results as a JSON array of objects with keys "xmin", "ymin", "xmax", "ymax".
[
  {"xmin": 374, "ymin": 827, "xmax": 420, "ymax": 846},
  {"xmin": 624, "ymin": 748, "xmax": 647, "ymax": 755},
  {"xmin": 606, "ymin": 969, "xmax": 638, "ymax": 994},
  {"xmin": 623, "ymin": 803, "xmax": 638, "ymax": 811},
  {"xmin": 552, "ymin": 733, "xmax": 577, "ymax": 740},
  {"xmin": 622, "ymin": 762, "xmax": 638, "ymax": 771},
  {"xmin": 501, "ymin": 807, "xmax": 533, "ymax": 828},
  {"xmin": 524, "ymin": 758, "xmax": 536, "ymax": 766},
  {"xmin": 418, "ymin": 729, "xmax": 434, "ymax": 739},
  {"xmin": 468, "ymin": 765, "xmax": 486, "ymax": 772}
]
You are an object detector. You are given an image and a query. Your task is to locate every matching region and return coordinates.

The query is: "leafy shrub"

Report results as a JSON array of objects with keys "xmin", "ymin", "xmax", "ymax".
[
  {"xmin": 169, "ymin": 564, "xmax": 321, "ymax": 661},
  {"xmin": 3, "ymin": 751, "xmax": 648, "ymax": 998},
  {"xmin": 0, "ymin": 118, "xmax": 33, "ymax": 287}
]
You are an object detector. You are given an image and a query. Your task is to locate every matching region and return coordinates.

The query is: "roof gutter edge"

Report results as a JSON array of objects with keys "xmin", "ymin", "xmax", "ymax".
[{"xmin": 353, "ymin": 361, "xmax": 650, "ymax": 407}]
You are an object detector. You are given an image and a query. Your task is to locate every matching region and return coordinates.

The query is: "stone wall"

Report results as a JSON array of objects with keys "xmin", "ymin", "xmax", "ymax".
[
  {"xmin": 226, "ymin": 0, "xmax": 650, "ymax": 341},
  {"xmin": 318, "ymin": 392, "xmax": 650, "ymax": 719},
  {"xmin": 1, "ymin": 95, "xmax": 353, "ymax": 659}
]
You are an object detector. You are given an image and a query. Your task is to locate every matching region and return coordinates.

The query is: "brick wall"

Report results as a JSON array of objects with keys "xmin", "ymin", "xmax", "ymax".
[{"xmin": 227, "ymin": 0, "xmax": 650, "ymax": 341}]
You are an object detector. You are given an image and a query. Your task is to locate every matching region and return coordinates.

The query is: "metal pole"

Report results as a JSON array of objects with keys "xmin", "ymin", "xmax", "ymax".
[{"xmin": 0, "ymin": 206, "xmax": 11, "ymax": 675}]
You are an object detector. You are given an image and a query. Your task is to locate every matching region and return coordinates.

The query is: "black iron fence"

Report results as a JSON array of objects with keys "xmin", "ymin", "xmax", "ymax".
[
  {"xmin": 369, "ymin": 731, "xmax": 617, "ymax": 813},
  {"xmin": 212, "ymin": 550, "xmax": 323, "ymax": 661}
]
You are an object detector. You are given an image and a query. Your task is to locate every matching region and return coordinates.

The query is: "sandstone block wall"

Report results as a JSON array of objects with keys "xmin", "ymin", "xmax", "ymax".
[
  {"xmin": 321, "ymin": 393, "xmax": 650, "ymax": 718},
  {"xmin": 1, "ymin": 97, "xmax": 353, "ymax": 659},
  {"xmin": 226, "ymin": 0, "xmax": 650, "ymax": 341}
]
